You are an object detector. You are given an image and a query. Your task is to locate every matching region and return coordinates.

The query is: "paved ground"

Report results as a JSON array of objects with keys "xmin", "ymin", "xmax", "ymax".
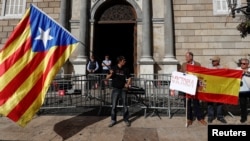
[{"xmin": 0, "ymin": 107, "xmax": 249, "ymax": 141}]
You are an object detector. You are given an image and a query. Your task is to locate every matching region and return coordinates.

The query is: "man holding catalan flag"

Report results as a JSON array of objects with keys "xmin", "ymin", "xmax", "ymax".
[{"xmin": 0, "ymin": 4, "xmax": 78, "ymax": 127}]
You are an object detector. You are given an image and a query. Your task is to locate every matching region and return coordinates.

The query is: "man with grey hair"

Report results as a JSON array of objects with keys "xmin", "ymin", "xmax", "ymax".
[
  {"xmin": 237, "ymin": 58, "xmax": 250, "ymax": 123},
  {"xmin": 180, "ymin": 51, "xmax": 207, "ymax": 126}
]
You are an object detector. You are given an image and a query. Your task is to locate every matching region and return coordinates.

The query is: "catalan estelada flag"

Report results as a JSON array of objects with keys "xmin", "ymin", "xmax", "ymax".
[
  {"xmin": 0, "ymin": 4, "xmax": 78, "ymax": 127},
  {"xmin": 187, "ymin": 64, "xmax": 243, "ymax": 105}
]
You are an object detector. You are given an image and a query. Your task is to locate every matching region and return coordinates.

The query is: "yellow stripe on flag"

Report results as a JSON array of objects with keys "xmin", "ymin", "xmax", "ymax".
[
  {"xmin": 0, "ymin": 26, "xmax": 31, "ymax": 64},
  {"xmin": 186, "ymin": 64, "xmax": 242, "ymax": 105},
  {"xmin": 192, "ymin": 72, "xmax": 241, "ymax": 96},
  {"xmin": 0, "ymin": 33, "xmax": 33, "ymax": 92}
]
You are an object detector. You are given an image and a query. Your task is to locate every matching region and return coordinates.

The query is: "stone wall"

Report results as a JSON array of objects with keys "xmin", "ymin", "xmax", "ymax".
[
  {"xmin": 0, "ymin": 0, "xmax": 60, "ymax": 49},
  {"xmin": 173, "ymin": 0, "xmax": 250, "ymax": 68}
]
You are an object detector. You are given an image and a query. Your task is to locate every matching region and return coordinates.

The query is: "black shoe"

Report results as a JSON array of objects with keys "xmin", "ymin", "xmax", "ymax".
[
  {"xmin": 124, "ymin": 120, "xmax": 131, "ymax": 127},
  {"xmin": 108, "ymin": 121, "xmax": 116, "ymax": 127},
  {"xmin": 240, "ymin": 118, "xmax": 247, "ymax": 123},
  {"xmin": 217, "ymin": 118, "xmax": 227, "ymax": 123},
  {"xmin": 187, "ymin": 120, "xmax": 193, "ymax": 126}
]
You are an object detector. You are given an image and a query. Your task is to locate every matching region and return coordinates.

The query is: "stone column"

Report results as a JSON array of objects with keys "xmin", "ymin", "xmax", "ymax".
[
  {"xmin": 163, "ymin": 0, "xmax": 178, "ymax": 73},
  {"xmin": 60, "ymin": 0, "xmax": 73, "ymax": 75},
  {"xmin": 60, "ymin": 0, "xmax": 69, "ymax": 28},
  {"xmin": 72, "ymin": 0, "xmax": 88, "ymax": 75},
  {"xmin": 139, "ymin": 0, "xmax": 154, "ymax": 75}
]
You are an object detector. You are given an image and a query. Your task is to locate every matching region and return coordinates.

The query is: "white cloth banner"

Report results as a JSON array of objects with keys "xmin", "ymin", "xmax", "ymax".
[{"xmin": 170, "ymin": 71, "xmax": 198, "ymax": 95}]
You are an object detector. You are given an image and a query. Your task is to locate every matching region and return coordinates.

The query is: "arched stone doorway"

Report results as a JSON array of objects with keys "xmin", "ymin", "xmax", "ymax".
[{"xmin": 92, "ymin": 0, "xmax": 138, "ymax": 74}]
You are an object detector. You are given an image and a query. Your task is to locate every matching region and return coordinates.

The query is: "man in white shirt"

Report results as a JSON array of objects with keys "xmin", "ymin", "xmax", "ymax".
[
  {"xmin": 102, "ymin": 55, "xmax": 111, "ymax": 74},
  {"xmin": 237, "ymin": 58, "xmax": 250, "ymax": 123}
]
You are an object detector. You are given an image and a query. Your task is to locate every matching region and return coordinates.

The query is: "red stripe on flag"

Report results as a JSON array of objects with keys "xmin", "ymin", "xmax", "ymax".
[
  {"xmin": 7, "ymin": 46, "xmax": 67, "ymax": 121},
  {"xmin": 187, "ymin": 64, "xmax": 242, "ymax": 78},
  {"xmin": 0, "ymin": 37, "xmax": 32, "ymax": 76},
  {"xmin": 196, "ymin": 92, "xmax": 239, "ymax": 105},
  {"xmin": 0, "ymin": 14, "xmax": 30, "ymax": 52}
]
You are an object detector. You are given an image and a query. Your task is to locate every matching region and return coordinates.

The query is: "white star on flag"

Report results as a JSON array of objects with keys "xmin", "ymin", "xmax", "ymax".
[{"xmin": 35, "ymin": 27, "xmax": 53, "ymax": 48}]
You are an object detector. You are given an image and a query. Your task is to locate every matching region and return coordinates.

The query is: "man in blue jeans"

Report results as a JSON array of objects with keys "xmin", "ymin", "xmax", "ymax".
[{"xmin": 106, "ymin": 56, "xmax": 132, "ymax": 127}]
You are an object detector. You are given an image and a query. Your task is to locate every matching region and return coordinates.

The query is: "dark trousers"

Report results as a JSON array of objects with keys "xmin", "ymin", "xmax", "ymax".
[
  {"xmin": 207, "ymin": 102, "xmax": 223, "ymax": 119},
  {"xmin": 239, "ymin": 91, "xmax": 250, "ymax": 120},
  {"xmin": 101, "ymin": 71, "xmax": 108, "ymax": 89},
  {"xmin": 102, "ymin": 69, "xmax": 109, "ymax": 74},
  {"xmin": 111, "ymin": 88, "xmax": 129, "ymax": 122},
  {"xmin": 187, "ymin": 98, "xmax": 203, "ymax": 120},
  {"xmin": 87, "ymin": 75, "xmax": 97, "ymax": 89}
]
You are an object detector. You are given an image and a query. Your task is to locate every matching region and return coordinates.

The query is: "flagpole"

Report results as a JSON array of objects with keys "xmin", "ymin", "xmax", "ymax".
[{"xmin": 185, "ymin": 96, "xmax": 188, "ymax": 127}]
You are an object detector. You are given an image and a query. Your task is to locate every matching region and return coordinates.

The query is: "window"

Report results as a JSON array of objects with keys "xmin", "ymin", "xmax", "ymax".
[
  {"xmin": 1, "ymin": 0, "xmax": 26, "ymax": 18},
  {"xmin": 213, "ymin": 0, "xmax": 241, "ymax": 15}
]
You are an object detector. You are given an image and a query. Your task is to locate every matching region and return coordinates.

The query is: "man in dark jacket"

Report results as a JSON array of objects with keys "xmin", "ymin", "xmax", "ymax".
[
  {"xmin": 106, "ymin": 56, "xmax": 132, "ymax": 127},
  {"xmin": 180, "ymin": 51, "xmax": 207, "ymax": 127},
  {"xmin": 87, "ymin": 55, "xmax": 99, "ymax": 74}
]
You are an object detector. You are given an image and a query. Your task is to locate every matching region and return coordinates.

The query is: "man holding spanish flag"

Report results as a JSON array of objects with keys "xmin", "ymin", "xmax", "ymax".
[
  {"xmin": 186, "ymin": 56, "xmax": 243, "ymax": 125},
  {"xmin": 180, "ymin": 51, "xmax": 244, "ymax": 127},
  {"xmin": 236, "ymin": 58, "xmax": 250, "ymax": 123},
  {"xmin": 206, "ymin": 56, "xmax": 227, "ymax": 124},
  {"xmin": 180, "ymin": 52, "xmax": 207, "ymax": 127}
]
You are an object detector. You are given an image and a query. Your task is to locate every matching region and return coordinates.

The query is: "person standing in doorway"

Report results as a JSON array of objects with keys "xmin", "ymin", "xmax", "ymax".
[
  {"xmin": 106, "ymin": 56, "xmax": 132, "ymax": 127},
  {"xmin": 87, "ymin": 55, "xmax": 99, "ymax": 74},
  {"xmin": 87, "ymin": 55, "xmax": 99, "ymax": 89},
  {"xmin": 102, "ymin": 55, "xmax": 112, "ymax": 74},
  {"xmin": 180, "ymin": 51, "xmax": 207, "ymax": 126},
  {"xmin": 207, "ymin": 56, "xmax": 227, "ymax": 124},
  {"xmin": 101, "ymin": 55, "xmax": 112, "ymax": 88}
]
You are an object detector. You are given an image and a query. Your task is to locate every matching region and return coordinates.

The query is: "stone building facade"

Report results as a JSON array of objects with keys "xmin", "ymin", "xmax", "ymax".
[{"xmin": 0, "ymin": 0, "xmax": 249, "ymax": 75}]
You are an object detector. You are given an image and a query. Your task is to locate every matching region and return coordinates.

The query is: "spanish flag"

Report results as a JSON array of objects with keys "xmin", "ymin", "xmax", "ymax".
[
  {"xmin": 187, "ymin": 65, "xmax": 242, "ymax": 105},
  {"xmin": 0, "ymin": 4, "xmax": 78, "ymax": 127}
]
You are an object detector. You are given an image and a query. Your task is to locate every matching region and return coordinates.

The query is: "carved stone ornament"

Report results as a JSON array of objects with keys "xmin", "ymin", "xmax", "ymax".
[
  {"xmin": 92, "ymin": 0, "xmax": 99, "ymax": 3},
  {"xmin": 99, "ymin": 4, "xmax": 135, "ymax": 21}
]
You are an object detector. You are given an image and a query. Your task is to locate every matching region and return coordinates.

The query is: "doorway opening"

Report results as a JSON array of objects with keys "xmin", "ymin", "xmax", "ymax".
[
  {"xmin": 93, "ymin": 23, "xmax": 135, "ymax": 74},
  {"xmin": 92, "ymin": 1, "xmax": 137, "ymax": 74}
]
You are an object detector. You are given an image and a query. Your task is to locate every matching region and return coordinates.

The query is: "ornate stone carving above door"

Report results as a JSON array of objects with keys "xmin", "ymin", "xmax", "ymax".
[{"xmin": 99, "ymin": 4, "xmax": 136, "ymax": 23}]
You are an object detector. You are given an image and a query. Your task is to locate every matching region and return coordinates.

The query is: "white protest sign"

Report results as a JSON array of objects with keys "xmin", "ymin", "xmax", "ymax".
[{"xmin": 170, "ymin": 71, "xmax": 198, "ymax": 95}]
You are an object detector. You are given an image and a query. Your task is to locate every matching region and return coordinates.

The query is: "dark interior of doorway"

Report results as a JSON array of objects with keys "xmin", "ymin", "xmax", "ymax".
[{"xmin": 93, "ymin": 23, "xmax": 135, "ymax": 74}]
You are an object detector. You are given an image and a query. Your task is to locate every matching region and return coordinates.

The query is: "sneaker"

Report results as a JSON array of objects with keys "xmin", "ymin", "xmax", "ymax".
[
  {"xmin": 198, "ymin": 119, "xmax": 207, "ymax": 126},
  {"xmin": 240, "ymin": 118, "xmax": 247, "ymax": 123},
  {"xmin": 217, "ymin": 118, "xmax": 227, "ymax": 124},
  {"xmin": 108, "ymin": 121, "xmax": 116, "ymax": 127},
  {"xmin": 124, "ymin": 120, "xmax": 131, "ymax": 127}
]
